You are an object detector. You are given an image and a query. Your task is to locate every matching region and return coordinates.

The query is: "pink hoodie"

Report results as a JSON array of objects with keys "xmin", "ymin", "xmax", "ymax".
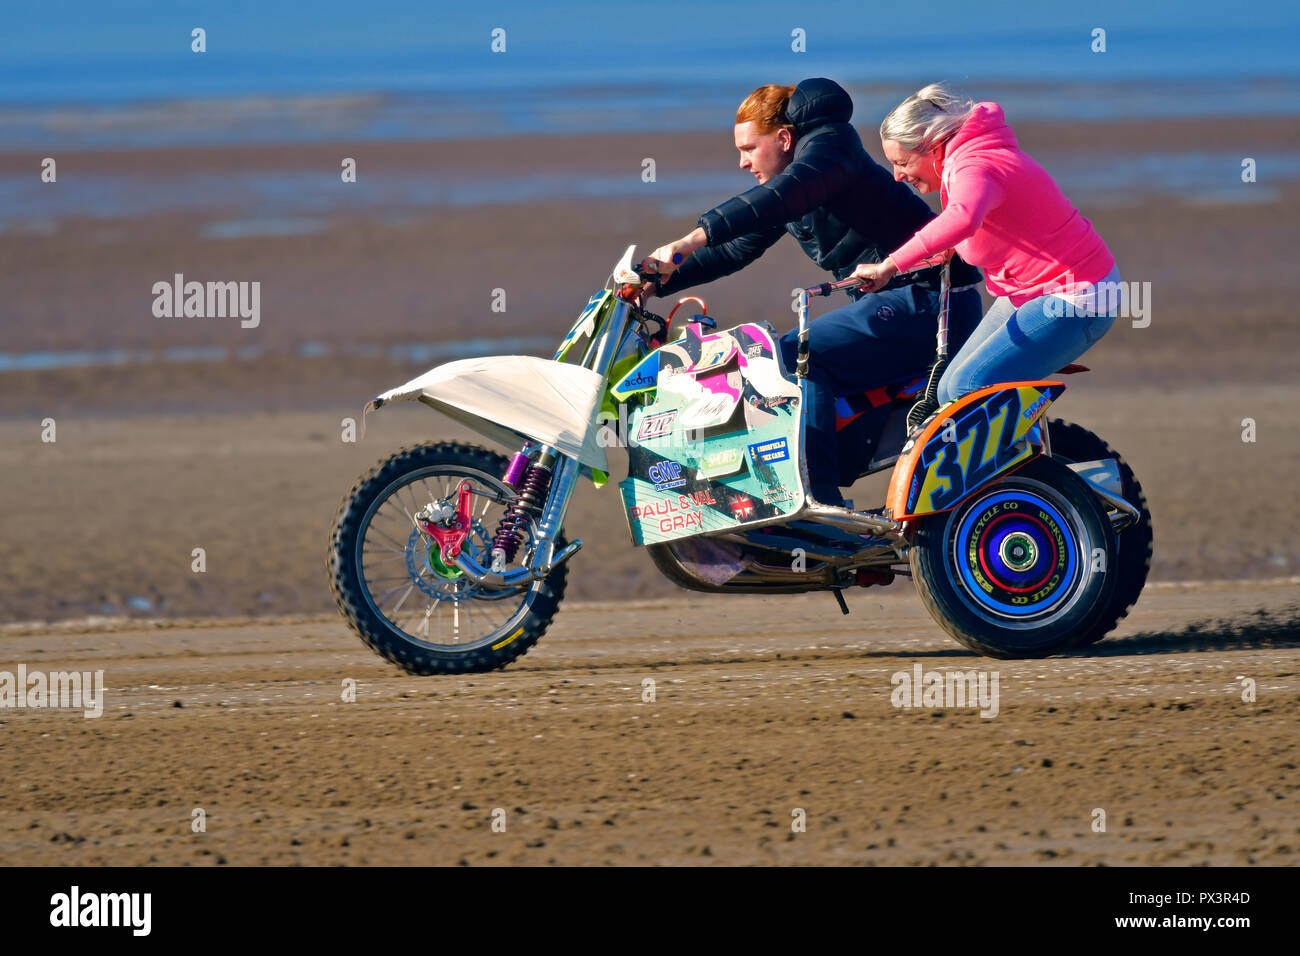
[{"xmin": 889, "ymin": 102, "xmax": 1114, "ymax": 307}]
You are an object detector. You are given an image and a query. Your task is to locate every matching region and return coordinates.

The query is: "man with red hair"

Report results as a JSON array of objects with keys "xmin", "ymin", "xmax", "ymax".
[{"xmin": 640, "ymin": 78, "xmax": 982, "ymax": 507}]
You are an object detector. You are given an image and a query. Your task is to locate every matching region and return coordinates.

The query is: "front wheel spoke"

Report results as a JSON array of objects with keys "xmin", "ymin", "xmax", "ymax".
[
  {"xmin": 371, "ymin": 579, "xmax": 414, "ymax": 602},
  {"xmin": 370, "ymin": 575, "xmax": 416, "ymax": 592},
  {"xmin": 361, "ymin": 550, "xmax": 409, "ymax": 565},
  {"xmin": 413, "ymin": 601, "xmax": 436, "ymax": 638},
  {"xmin": 388, "ymin": 582, "xmax": 417, "ymax": 615},
  {"xmin": 372, "ymin": 498, "xmax": 411, "ymax": 522},
  {"xmin": 368, "ymin": 524, "xmax": 410, "ymax": 552},
  {"xmin": 362, "ymin": 543, "xmax": 409, "ymax": 560},
  {"xmin": 365, "ymin": 575, "xmax": 419, "ymax": 588},
  {"xmin": 392, "ymin": 487, "xmax": 419, "ymax": 530},
  {"xmin": 402, "ymin": 482, "xmax": 429, "ymax": 521}
]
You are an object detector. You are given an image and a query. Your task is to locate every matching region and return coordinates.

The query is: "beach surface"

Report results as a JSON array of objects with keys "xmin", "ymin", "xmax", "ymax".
[{"xmin": 1, "ymin": 580, "xmax": 1295, "ymax": 865}]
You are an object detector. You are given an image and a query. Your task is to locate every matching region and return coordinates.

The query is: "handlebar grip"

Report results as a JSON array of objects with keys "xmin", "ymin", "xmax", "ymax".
[{"xmin": 805, "ymin": 277, "xmax": 862, "ymax": 297}]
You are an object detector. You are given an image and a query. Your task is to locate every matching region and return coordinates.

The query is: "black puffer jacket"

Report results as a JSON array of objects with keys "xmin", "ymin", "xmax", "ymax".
[{"xmin": 659, "ymin": 77, "xmax": 981, "ymax": 296}]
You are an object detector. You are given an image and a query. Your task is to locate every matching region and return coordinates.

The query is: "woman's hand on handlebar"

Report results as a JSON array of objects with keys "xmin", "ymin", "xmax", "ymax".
[{"xmin": 850, "ymin": 257, "xmax": 900, "ymax": 294}]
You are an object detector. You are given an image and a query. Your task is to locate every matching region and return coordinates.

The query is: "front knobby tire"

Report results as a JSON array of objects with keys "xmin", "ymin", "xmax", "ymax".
[
  {"xmin": 1046, "ymin": 419, "xmax": 1153, "ymax": 648},
  {"xmin": 329, "ymin": 442, "xmax": 568, "ymax": 675},
  {"xmin": 910, "ymin": 454, "xmax": 1118, "ymax": 659}
]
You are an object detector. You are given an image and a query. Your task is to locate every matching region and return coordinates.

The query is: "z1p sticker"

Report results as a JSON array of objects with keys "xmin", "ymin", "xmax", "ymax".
[{"xmin": 637, "ymin": 410, "xmax": 677, "ymax": 441}]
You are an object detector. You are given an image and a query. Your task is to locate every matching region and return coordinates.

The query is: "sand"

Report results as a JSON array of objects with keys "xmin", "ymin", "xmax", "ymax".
[{"xmin": 0, "ymin": 580, "xmax": 1295, "ymax": 865}]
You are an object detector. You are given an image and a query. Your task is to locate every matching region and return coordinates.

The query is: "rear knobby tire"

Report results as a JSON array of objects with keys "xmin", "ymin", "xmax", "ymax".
[
  {"xmin": 1046, "ymin": 419, "xmax": 1153, "ymax": 648},
  {"xmin": 329, "ymin": 441, "xmax": 567, "ymax": 675}
]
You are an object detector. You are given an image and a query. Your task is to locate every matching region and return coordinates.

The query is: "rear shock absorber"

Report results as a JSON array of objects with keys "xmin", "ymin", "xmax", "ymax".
[{"xmin": 489, "ymin": 450, "xmax": 555, "ymax": 572}]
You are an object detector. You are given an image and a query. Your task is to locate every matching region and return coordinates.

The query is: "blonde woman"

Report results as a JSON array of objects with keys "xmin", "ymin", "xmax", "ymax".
[{"xmin": 851, "ymin": 84, "xmax": 1121, "ymax": 406}]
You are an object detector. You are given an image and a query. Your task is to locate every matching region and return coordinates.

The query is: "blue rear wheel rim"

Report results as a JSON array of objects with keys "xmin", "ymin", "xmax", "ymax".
[{"xmin": 947, "ymin": 479, "xmax": 1086, "ymax": 626}]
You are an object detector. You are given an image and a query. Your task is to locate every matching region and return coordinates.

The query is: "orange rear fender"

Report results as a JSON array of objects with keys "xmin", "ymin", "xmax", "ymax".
[{"xmin": 885, "ymin": 381, "xmax": 1064, "ymax": 520}]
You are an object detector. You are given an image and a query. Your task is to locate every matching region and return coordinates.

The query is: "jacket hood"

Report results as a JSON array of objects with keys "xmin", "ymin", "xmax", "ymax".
[
  {"xmin": 786, "ymin": 78, "xmax": 853, "ymax": 134},
  {"xmin": 946, "ymin": 101, "xmax": 1017, "ymax": 155}
]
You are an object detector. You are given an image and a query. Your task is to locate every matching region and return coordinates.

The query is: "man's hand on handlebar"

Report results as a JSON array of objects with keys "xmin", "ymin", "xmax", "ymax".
[
  {"xmin": 637, "ymin": 227, "xmax": 708, "ymax": 284},
  {"xmin": 849, "ymin": 257, "xmax": 900, "ymax": 294}
]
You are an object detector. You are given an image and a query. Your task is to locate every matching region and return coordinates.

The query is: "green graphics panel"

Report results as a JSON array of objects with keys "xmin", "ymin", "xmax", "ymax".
[
  {"xmin": 617, "ymin": 322, "xmax": 806, "ymax": 546},
  {"xmin": 555, "ymin": 289, "xmax": 613, "ymax": 362}
]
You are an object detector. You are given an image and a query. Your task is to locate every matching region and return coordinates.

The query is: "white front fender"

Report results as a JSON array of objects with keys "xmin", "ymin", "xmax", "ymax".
[{"xmin": 367, "ymin": 355, "xmax": 610, "ymax": 472}]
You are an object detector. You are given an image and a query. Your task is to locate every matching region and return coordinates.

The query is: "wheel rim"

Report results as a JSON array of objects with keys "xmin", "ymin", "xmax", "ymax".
[
  {"xmin": 354, "ymin": 464, "xmax": 538, "ymax": 650},
  {"xmin": 945, "ymin": 476, "xmax": 1091, "ymax": 628}
]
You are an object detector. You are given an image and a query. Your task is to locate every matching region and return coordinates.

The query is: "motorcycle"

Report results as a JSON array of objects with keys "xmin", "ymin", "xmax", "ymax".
[{"xmin": 329, "ymin": 247, "xmax": 1152, "ymax": 674}]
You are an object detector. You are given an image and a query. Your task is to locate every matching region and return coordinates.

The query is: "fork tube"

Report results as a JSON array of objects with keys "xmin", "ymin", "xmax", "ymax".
[
  {"xmin": 531, "ymin": 449, "xmax": 579, "ymax": 572},
  {"xmin": 531, "ymin": 298, "xmax": 631, "ymax": 571},
  {"xmin": 585, "ymin": 297, "xmax": 635, "ymax": 377}
]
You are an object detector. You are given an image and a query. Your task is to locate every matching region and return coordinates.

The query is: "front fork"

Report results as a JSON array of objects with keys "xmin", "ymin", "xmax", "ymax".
[
  {"xmin": 444, "ymin": 295, "xmax": 644, "ymax": 585},
  {"xmin": 483, "ymin": 292, "xmax": 652, "ymax": 578},
  {"xmin": 491, "ymin": 445, "xmax": 584, "ymax": 576}
]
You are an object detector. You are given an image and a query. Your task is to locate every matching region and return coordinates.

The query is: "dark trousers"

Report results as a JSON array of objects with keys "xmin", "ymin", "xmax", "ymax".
[{"xmin": 778, "ymin": 284, "xmax": 983, "ymax": 504}]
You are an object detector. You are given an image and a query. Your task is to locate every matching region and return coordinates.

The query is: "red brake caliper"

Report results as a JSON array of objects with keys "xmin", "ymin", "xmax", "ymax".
[{"xmin": 418, "ymin": 481, "xmax": 474, "ymax": 560}]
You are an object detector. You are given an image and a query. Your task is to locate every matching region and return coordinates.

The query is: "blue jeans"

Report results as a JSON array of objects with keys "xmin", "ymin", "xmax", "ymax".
[
  {"xmin": 936, "ymin": 289, "xmax": 1119, "ymax": 405},
  {"xmin": 779, "ymin": 284, "xmax": 983, "ymax": 503}
]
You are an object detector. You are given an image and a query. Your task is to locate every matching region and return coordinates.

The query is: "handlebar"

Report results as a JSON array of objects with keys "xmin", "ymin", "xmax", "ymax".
[
  {"xmin": 803, "ymin": 250, "xmax": 955, "ymax": 298},
  {"xmin": 804, "ymin": 276, "xmax": 864, "ymax": 298}
]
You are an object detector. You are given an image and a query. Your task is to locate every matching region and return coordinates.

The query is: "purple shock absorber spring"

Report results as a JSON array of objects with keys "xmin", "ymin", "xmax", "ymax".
[{"xmin": 490, "ymin": 462, "xmax": 552, "ymax": 564}]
